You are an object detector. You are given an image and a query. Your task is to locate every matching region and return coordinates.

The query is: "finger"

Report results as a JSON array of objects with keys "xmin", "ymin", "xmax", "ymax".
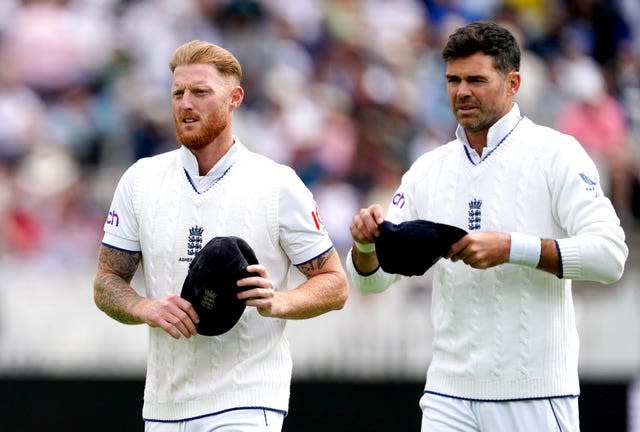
[
  {"xmin": 244, "ymin": 298, "xmax": 272, "ymax": 310},
  {"xmin": 446, "ymin": 236, "xmax": 469, "ymax": 259},
  {"xmin": 169, "ymin": 295, "xmax": 200, "ymax": 325},
  {"xmin": 352, "ymin": 209, "xmax": 380, "ymax": 241},
  {"xmin": 239, "ymin": 289, "xmax": 277, "ymax": 317},
  {"xmin": 173, "ymin": 320, "xmax": 194, "ymax": 339},
  {"xmin": 349, "ymin": 223, "xmax": 371, "ymax": 243},
  {"xmin": 237, "ymin": 275, "xmax": 272, "ymax": 290},
  {"xmin": 237, "ymin": 287, "xmax": 273, "ymax": 301},
  {"xmin": 446, "ymin": 247, "xmax": 461, "ymax": 260},
  {"xmin": 185, "ymin": 306, "xmax": 200, "ymax": 327},
  {"xmin": 369, "ymin": 204, "xmax": 385, "ymax": 224},
  {"xmin": 246, "ymin": 264, "xmax": 267, "ymax": 277},
  {"xmin": 163, "ymin": 309, "xmax": 197, "ymax": 338},
  {"xmin": 160, "ymin": 320, "xmax": 182, "ymax": 339},
  {"xmin": 179, "ymin": 313, "xmax": 199, "ymax": 337},
  {"xmin": 450, "ymin": 248, "xmax": 470, "ymax": 263},
  {"xmin": 361, "ymin": 208, "xmax": 380, "ymax": 231},
  {"xmin": 239, "ymin": 290, "xmax": 268, "ymax": 301}
]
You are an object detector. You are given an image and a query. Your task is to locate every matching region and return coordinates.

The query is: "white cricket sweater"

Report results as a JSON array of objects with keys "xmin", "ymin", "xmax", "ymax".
[
  {"xmin": 347, "ymin": 106, "xmax": 628, "ymax": 400},
  {"xmin": 128, "ymin": 146, "xmax": 308, "ymax": 421}
]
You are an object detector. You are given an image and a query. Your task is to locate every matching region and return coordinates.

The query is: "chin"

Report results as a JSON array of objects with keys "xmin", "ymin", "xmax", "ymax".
[{"xmin": 177, "ymin": 134, "xmax": 209, "ymax": 151}]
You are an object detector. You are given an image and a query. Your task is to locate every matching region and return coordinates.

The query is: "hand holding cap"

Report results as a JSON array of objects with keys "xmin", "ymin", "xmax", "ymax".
[
  {"xmin": 374, "ymin": 220, "xmax": 467, "ymax": 276},
  {"xmin": 180, "ymin": 236, "xmax": 259, "ymax": 336}
]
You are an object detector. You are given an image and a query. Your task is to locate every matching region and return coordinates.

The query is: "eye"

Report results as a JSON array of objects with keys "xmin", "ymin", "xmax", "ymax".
[
  {"xmin": 467, "ymin": 75, "xmax": 489, "ymax": 84},
  {"xmin": 193, "ymin": 88, "xmax": 210, "ymax": 96}
]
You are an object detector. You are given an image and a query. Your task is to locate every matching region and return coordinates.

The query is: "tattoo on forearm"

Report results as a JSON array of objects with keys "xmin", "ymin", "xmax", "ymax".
[
  {"xmin": 296, "ymin": 248, "xmax": 333, "ymax": 277},
  {"xmin": 94, "ymin": 246, "xmax": 143, "ymax": 324}
]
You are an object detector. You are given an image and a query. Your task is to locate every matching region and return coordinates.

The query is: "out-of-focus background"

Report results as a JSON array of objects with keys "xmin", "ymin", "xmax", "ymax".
[{"xmin": 0, "ymin": 0, "xmax": 639, "ymax": 430}]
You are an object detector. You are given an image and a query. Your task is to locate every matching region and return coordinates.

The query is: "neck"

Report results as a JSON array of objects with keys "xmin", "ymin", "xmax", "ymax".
[
  {"xmin": 190, "ymin": 135, "xmax": 235, "ymax": 175},
  {"xmin": 466, "ymin": 130, "xmax": 487, "ymax": 155}
]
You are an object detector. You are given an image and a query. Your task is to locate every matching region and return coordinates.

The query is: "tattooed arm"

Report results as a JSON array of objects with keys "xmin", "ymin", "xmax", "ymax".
[
  {"xmin": 237, "ymin": 247, "xmax": 348, "ymax": 319},
  {"xmin": 94, "ymin": 244, "xmax": 199, "ymax": 339}
]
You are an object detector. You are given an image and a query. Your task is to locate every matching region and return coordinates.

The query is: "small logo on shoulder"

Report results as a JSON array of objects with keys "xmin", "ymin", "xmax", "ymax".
[
  {"xmin": 579, "ymin": 173, "xmax": 597, "ymax": 186},
  {"xmin": 579, "ymin": 173, "xmax": 600, "ymax": 197}
]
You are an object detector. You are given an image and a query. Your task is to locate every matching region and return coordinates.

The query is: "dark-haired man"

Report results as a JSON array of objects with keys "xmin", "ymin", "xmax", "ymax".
[{"xmin": 347, "ymin": 21, "xmax": 627, "ymax": 431}]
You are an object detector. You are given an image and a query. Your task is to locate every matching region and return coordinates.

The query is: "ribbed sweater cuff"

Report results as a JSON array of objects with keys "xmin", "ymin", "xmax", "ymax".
[{"xmin": 555, "ymin": 238, "xmax": 580, "ymax": 279}]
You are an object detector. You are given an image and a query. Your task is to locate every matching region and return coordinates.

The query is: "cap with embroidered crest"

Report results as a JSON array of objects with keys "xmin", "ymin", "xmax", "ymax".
[{"xmin": 180, "ymin": 236, "xmax": 259, "ymax": 336}]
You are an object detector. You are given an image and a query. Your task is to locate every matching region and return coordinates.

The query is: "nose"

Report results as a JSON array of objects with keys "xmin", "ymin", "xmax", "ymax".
[
  {"xmin": 177, "ymin": 90, "xmax": 195, "ymax": 109},
  {"xmin": 456, "ymin": 80, "xmax": 472, "ymax": 97}
]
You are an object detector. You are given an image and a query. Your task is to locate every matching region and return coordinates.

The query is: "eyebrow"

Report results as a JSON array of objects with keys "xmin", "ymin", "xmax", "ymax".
[{"xmin": 445, "ymin": 74, "xmax": 487, "ymax": 81}]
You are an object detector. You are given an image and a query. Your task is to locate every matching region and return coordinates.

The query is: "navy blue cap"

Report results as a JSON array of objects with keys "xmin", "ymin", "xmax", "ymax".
[
  {"xmin": 180, "ymin": 236, "xmax": 259, "ymax": 336},
  {"xmin": 374, "ymin": 220, "xmax": 467, "ymax": 276}
]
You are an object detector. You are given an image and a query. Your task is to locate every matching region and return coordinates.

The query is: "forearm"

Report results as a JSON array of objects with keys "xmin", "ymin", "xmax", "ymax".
[
  {"xmin": 94, "ymin": 273, "xmax": 145, "ymax": 325},
  {"xmin": 508, "ymin": 234, "xmax": 561, "ymax": 276},
  {"xmin": 275, "ymin": 270, "xmax": 347, "ymax": 319},
  {"xmin": 536, "ymin": 238, "xmax": 561, "ymax": 277},
  {"xmin": 270, "ymin": 249, "xmax": 347, "ymax": 319},
  {"xmin": 510, "ymin": 227, "xmax": 627, "ymax": 283},
  {"xmin": 351, "ymin": 243, "xmax": 380, "ymax": 274},
  {"xmin": 93, "ymin": 245, "xmax": 144, "ymax": 324}
]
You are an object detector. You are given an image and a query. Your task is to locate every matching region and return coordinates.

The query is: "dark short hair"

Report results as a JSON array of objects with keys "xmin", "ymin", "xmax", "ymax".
[{"xmin": 441, "ymin": 21, "xmax": 520, "ymax": 74}]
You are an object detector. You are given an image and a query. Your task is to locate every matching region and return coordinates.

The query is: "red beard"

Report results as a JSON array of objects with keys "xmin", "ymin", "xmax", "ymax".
[{"xmin": 175, "ymin": 114, "xmax": 228, "ymax": 150}]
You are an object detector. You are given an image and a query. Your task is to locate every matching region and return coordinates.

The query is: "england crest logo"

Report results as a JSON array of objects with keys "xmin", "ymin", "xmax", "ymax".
[{"xmin": 468, "ymin": 199, "xmax": 482, "ymax": 231}]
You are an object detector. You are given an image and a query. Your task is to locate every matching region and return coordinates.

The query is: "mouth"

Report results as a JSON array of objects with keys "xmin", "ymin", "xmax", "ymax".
[
  {"xmin": 178, "ymin": 117, "xmax": 200, "ymax": 132},
  {"xmin": 456, "ymin": 105, "xmax": 478, "ymax": 115}
]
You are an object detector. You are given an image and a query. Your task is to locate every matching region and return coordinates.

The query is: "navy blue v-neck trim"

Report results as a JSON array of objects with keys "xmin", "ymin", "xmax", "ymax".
[
  {"xmin": 464, "ymin": 116, "xmax": 524, "ymax": 166},
  {"xmin": 184, "ymin": 165, "xmax": 233, "ymax": 194}
]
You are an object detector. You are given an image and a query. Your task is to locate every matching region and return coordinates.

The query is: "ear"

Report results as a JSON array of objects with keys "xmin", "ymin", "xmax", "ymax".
[
  {"xmin": 507, "ymin": 71, "xmax": 521, "ymax": 96},
  {"xmin": 230, "ymin": 85, "xmax": 244, "ymax": 110}
]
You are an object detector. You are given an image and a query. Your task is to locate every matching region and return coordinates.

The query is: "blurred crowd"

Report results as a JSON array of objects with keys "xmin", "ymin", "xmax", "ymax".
[{"xmin": 0, "ymin": 0, "xmax": 639, "ymax": 264}]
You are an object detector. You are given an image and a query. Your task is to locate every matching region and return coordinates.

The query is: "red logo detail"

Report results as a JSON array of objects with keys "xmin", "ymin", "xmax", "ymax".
[{"xmin": 311, "ymin": 208, "xmax": 323, "ymax": 230}]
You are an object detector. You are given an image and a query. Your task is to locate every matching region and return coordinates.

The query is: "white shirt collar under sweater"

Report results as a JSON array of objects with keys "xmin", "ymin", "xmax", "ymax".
[
  {"xmin": 456, "ymin": 103, "xmax": 523, "ymax": 164},
  {"xmin": 179, "ymin": 136, "xmax": 242, "ymax": 194}
]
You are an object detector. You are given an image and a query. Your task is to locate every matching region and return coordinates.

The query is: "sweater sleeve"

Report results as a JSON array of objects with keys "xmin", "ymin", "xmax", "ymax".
[
  {"xmin": 345, "ymin": 248, "xmax": 400, "ymax": 294},
  {"xmin": 344, "ymin": 162, "xmax": 423, "ymax": 294},
  {"xmin": 550, "ymin": 135, "xmax": 628, "ymax": 283},
  {"xmin": 102, "ymin": 160, "xmax": 142, "ymax": 252}
]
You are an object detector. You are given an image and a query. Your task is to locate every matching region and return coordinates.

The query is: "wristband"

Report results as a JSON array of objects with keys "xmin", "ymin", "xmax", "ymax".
[
  {"xmin": 508, "ymin": 232, "xmax": 541, "ymax": 268},
  {"xmin": 354, "ymin": 241, "xmax": 376, "ymax": 253}
]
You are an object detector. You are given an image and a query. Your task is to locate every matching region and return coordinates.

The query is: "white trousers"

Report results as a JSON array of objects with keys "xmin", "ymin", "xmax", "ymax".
[
  {"xmin": 145, "ymin": 408, "xmax": 285, "ymax": 432},
  {"xmin": 420, "ymin": 392, "xmax": 580, "ymax": 432}
]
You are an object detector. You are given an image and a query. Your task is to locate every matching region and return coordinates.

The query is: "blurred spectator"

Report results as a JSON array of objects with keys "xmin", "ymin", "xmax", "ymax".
[
  {"xmin": 0, "ymin": 46, "xmax": 48, "ymax": 164},
  {"xmin": 0, "ymin": 0, "xmax": 636, "ymax": 262},
  {"xmin": 563, "ymin": 0, "xmax": 632, "ymax": 69},
  {"xmin": 498, "ymin": 10, "xmax": 555, "ymax": 125},
  {"xmin": 2, "ymin": 0, "xmax": 114, "ymax": 100},
  {"xmin": 555, "ymin": 56, "xmax": 635, "ymax": 219}
]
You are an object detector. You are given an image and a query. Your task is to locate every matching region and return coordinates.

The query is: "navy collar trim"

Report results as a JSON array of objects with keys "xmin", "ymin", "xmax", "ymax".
[
  {"xmin": 184, "ymin": 164, "xmax": 233, "ymax": 194},
  {"xmin": 464, "ymin": 116, "xmax": 525, "ymax": 166}
]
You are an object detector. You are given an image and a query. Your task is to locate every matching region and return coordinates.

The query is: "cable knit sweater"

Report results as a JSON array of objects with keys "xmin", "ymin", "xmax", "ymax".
[
  {"xmin": 129, "ymin": 148, "xmax": 302, "ymax": 420},
  {"xmin": 347, "ymin": 105, "xmax": 628, "ymax": 400}
]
